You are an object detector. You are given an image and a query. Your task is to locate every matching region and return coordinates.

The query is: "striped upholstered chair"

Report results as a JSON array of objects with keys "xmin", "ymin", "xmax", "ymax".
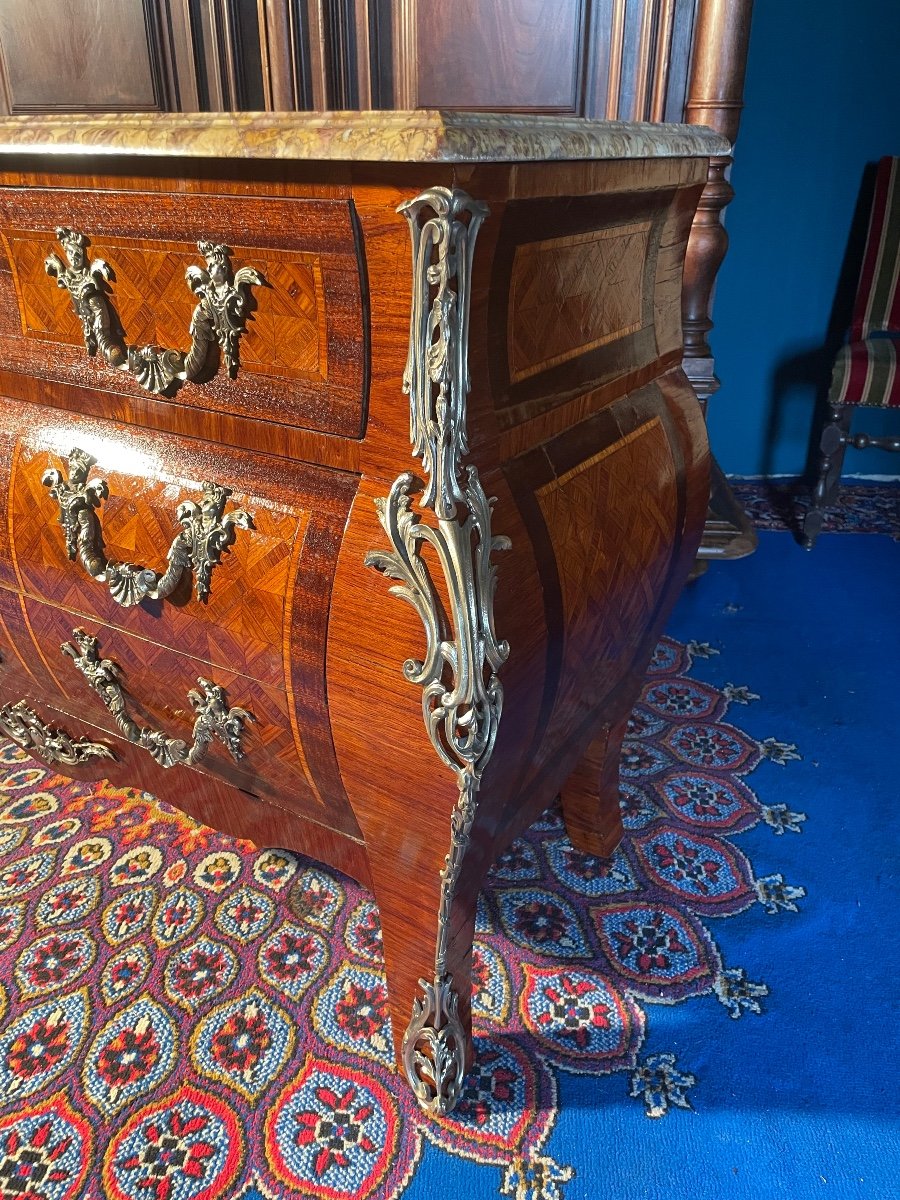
[{"xmin": 803, "ymin": 156, "xmax": 900, "ymax": 548}]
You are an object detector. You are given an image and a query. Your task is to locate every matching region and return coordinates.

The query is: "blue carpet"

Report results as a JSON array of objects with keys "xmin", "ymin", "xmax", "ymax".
[
  {"xmin": 0, "ymin": 526, "xmax": 895, "ymax": 1200},
  {"xmin": 406, "ymin": 528, "xmax": 900, "ymax": 1200}
]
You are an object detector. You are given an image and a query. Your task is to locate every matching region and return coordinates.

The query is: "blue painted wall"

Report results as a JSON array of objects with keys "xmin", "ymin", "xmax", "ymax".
[{"xmin": 706, "ymin": 0, "xmax": 900, "ymax": 478}]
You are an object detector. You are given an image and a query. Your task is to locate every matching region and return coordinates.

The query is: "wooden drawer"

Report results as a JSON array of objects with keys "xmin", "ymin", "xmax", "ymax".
[
  {"xmin": 0, "ymin": 185, "xmax": 367, "ymax": 439},
  {"xmin": 1, "ymin": 397, "xmax": 357, "ymax": 686},
  {"xmin": 0, "ymin": 589, "xmax": 362, "ymax": 840},
  {"xmin": 0, "ymin": 397, "xmax": 360, "ymax": 834}
]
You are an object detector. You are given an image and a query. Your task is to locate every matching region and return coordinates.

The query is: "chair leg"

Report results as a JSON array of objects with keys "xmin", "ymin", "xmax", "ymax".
[{"xmin": 802, "ymin": 403, "xmax": 852, "ymax": 549}]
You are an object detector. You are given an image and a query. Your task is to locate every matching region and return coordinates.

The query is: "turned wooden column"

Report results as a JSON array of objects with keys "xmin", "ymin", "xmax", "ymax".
[{"xmin": 683, "ymin": 0, "xmax": 758, "ymax": 561}]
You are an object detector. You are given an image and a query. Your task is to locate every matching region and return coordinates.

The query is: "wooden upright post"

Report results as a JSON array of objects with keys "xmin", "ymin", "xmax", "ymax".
[{"xmin": 683, "ymin": 0, "xmax": 758, "ymax": 561}]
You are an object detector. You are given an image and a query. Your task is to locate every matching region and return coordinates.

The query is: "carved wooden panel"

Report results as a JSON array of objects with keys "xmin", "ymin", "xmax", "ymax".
[
  {"xmin": 262, "ymin": 0, "xmax": 629, "ymax": 114},
  {"xmin": 0, "ymin": 188, "xmax": 367, "ymax": 438},
  {"xmin": 383, "ymin": 0, "xmax": 700, "ymax": 120},
  {"xmin": 0, "ymin": 0, "xmax": 199, "ymax": 114},
  {"xmin": 509, "ymin": 220, "xmax": 651, "ymax": 383},
  {"xmin": 414, "ymin": 0, "xmax": 586, "ymax": 112}
]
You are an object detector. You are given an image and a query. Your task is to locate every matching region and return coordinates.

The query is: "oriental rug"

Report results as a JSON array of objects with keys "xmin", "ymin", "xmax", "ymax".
[
  {"xmin": 0, "ymin": 524, "xmax": 895, "ymax": 1199},
  {"xmin": 730, "ymin": 475, "xmax": 900, "ymax": 538}
]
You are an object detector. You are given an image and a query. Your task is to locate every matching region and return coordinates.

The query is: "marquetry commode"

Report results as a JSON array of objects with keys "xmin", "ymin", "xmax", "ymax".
[{"xmin": 0, "ymin": 112, "xmax": 725, "ymax": 1114}]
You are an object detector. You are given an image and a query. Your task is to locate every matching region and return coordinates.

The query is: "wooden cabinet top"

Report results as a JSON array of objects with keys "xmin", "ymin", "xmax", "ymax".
[{"xmin": 0, "ymin": 111, "xmax": 728, "ymax": 164}]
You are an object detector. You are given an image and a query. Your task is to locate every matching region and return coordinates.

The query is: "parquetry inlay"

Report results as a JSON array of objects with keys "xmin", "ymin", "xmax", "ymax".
[
  {"xmin": 509, "ymin": 221, "xmax": 650, "ymax": 382},
  {"xmin": 535, "ymin": 417, "xmax": 675, "ymax": 735},
  {"xmin": 5, "ymin": 232, "xmax": 327, "ymax": 384}
]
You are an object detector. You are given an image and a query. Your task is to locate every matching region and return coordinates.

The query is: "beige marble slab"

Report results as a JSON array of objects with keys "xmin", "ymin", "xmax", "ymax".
[{"xmin": 0, "ymin": 111, "xmax": 729, "ymax": 164}]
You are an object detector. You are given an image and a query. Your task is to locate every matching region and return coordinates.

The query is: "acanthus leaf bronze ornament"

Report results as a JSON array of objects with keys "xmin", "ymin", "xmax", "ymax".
[
  {"xmin": 365, "ymin": 186, "xmax": 509, "ymax": 1116},
  {"xmin": 42, "ymin": 448, "xmax": 254, "ymax": 608},
  {"xmin": 0, "ymin": 699, "xmax": 115, "ymax": 766},
  {"xmin": 126, "ymin": 241, "xmax": 266, "ymax": 394},
  {"xmin": 61, "ymin": 627, "xmax": 254, "ymax": 770},
  {"xmin": 398, "ymin": 188, "xmax": 488, "ymax": 521},
  {"xmin": 44, "ymin": 227, "xmax": 127, "ymax": 369}
]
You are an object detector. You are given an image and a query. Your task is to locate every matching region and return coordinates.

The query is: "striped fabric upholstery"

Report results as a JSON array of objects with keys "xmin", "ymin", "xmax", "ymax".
[
  {"xmin": 851, "ymin": 157, "xmax": 900, "ymax": 341},
  {"xmin": 829, "ymin": 335, "xmax": 900, "ymax": 408},
  {"xmin": 830, "ymin": 157, "xmax": 900, "ymax": 408}
]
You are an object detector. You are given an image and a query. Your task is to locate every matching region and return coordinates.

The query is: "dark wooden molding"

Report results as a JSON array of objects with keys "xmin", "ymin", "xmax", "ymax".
[
  {"xmin": 387, "ymin": 0, "xmax": 416, "ymax": 109},
  {"xmin": 258, "ymin": 0, "xmax": 302, "ymax": 109},
  {"xmin": 191, "ymin": 0, "xmax": 264, "ymax": 111},
  {"xmin": 257, "ymin": 0, "xmax": 377, "ymax": 111}
]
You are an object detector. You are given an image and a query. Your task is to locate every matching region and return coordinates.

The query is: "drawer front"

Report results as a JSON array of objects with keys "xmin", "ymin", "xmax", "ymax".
[
  {"xmin": 5, "ymin": 399, "xmax": 354, "ymax": 682},
  {"xmin": 0, "ymin": 399, "xmax": 359, "ymax": 831},
  {"xmin": 0, "ymin": 186, "xmax": 367, "ymax": 438},
  {"xmin": 0, "ymin": 595, "xmax": 362, "ymax": 839},
  {"xmin": 0, "ymin": 586, "xmax": 56, "ymax": 697}
]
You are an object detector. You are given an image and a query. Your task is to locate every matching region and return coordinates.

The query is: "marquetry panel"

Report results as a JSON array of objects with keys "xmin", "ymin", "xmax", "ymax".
[
  {"xmin": 0, "ymin": 187, "xmax": 366, "ymax": 439},
  {"xmin": 489, "ymin": 191, "xmax": 665, "ymax": 443},
  {"xmin": 6, "ymin": 233, "xmax": 327, "ymax": 384},
  {"xmin": 10, "ymin": 441, "xmax": 304, "ymax": 691},
  {"xmin": 536, "ymin": 415, "xmax": 676, "ymax": 728},
  {"xmin": 16, "ymin": 596, "xmax": 364, "ymax": 833},
  {"xmin": 509, "ymin": 221, "xmax": 650, "ymax": 383}
]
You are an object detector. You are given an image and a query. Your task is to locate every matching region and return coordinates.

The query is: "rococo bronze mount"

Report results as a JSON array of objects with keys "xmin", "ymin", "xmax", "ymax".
[
  {"xmin": 45, "ymin": 226, "xmax": 266, "ymax": 395},
  {"xmin": 365, "ymin": 187, "xmax": 509, "ymax": 1114},
  {"xmin": 42, "ymin": 447, "xmax": 254, "ymax": 609}
]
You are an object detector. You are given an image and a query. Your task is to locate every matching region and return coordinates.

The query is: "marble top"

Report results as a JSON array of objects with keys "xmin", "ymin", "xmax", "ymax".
[{"xmin": 0, "ymin": 111, "xmax": 729, "ymax": 164}]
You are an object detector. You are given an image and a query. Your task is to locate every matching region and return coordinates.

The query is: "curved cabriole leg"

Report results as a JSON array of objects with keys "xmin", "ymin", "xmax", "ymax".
[
  {"xmin": 332, "ymin": 467, "xmax": 501, "ymax": 1117},
  {"xmin": 363, "ymin": 775, "xmax": 484, "ymax": 1117},
  {"xmin": 803, "ymin": 402, "xmax": 851, "ymax": 549},
  {"xmin": 399, "ymin": 774, "xmax": 481, "ymax": 1115},
  {"xmin": 560, "ymin": 715, "xmax": 629, "ymax": 858}
]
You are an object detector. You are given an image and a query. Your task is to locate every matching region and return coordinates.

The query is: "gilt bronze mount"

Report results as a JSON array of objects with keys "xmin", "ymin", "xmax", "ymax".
[
  {"xmin": 42, "ymin": 447, "xmax": 254, "ymax": 608},
  {"xmin": 365, "ymin": 186, "xmax": 509, "ymax": 1116},
  {"xmin": 62, "ymin": 627, "xmax": 253, "ymax": 770},
  {"xmin": 0, "ymin": 699, "xmax": 115, "ymax": 766},
  {"xmin": 44, "ymin": 229, "xmax": 265, "ymax": 396},
  {"xmin": 45, "ymin": 226, "xmax": 126, "ymax": 369}
]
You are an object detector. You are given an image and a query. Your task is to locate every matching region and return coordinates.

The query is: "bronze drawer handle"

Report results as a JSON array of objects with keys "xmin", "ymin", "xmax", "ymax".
[
  {"xmin": 0, "ymin": 698, "xmax": 115, "ymax": 766},
  {"xmin": 61, "ymin": 627, "xmax": 254, "ymax": 770},
  {"xmin": 45, "ymin": 228, "xmax": 265, "ymax": 396},
  {"xmin": 42, "ymin": 447, "xmax": 254, "ymax": 608}
]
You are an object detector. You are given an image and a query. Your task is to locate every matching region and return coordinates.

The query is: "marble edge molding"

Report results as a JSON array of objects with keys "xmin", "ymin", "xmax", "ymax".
[{"xmin": 0, "ymin": 110, "xmax": 731, "ymax": 164}]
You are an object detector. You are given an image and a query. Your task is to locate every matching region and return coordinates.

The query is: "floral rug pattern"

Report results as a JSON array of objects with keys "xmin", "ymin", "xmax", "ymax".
[
  {"xmin": 731, "ymin": 477, "xmax": 900, "ymax": 539},
  {"xmin": 0, "ymin": 635, "xmax": 805, "ymax": 1200}
]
